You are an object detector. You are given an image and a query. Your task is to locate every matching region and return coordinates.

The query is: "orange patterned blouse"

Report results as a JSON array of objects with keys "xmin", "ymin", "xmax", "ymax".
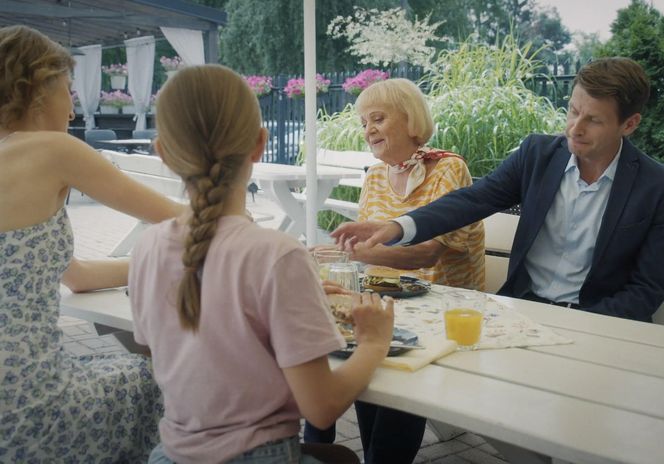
[{"xmin": 358, "ymin": 153, "xmax": 485, "ymax": 291}]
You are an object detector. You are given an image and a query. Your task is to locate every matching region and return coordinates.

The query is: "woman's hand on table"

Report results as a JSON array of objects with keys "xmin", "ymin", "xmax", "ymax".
[{"xmin": 352, "ymin": 292, "xmax": 394, "ymax": 354}]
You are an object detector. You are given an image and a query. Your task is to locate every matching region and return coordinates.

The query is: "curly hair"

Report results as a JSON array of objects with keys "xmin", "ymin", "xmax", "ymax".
[
  {"xmin": 0, "ymin": 25, "xmax": 75, "ymax": 129},
  {"xmin": 156, "ymin": 64, "xmax": 262, "ymax": 331}
]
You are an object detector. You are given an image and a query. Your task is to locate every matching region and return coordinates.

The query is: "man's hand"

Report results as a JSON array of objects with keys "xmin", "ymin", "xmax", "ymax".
[{"xmin": 331, "ymin": 220, "xmax": 404, "ymax": 249}]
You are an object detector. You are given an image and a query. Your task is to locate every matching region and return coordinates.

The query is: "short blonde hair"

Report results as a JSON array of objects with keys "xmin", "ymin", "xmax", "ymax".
[
  {"xmin": 0, "ymin": 25, "xmax": 74, "ymax": 128},
  {"xmin": 355, "ymin": 78, "xmax": 434, "ymax": 145},
  {"xmin": 156, "ymin": 64, "xmax": 262, "ymax": 331}
]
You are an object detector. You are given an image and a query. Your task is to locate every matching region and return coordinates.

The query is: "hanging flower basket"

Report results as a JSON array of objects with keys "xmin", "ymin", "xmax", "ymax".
[
  {"xmin": 102, "ymin": 64, "xmax": 128, "ymax": 89},
  {"xmin": 160, "ymin": 56, "xmax": 185, "ymax": 79},
  {"xmin": 342, "ymin": 69, "xmax": 390, "ymax": 96},
  {"xmin": 99, "ymin": 90, "xmax": 133, "ymax": 114},
  {"xmin": 110, "ymin": 75, "xmax": 127, "ymax": 90},
  {"xmin": 284, "ymin": 74, "xmax": 331, "ymax": 99},
  {"xmin": 244, "ymin": 75, "xmax": 272, "ymax": 97},
  {"xmin": 99, "ymin": 105, "xmax": 120, "ymax": 114}
]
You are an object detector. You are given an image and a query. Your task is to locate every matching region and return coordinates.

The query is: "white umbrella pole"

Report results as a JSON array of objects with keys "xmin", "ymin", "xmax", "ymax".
[{"xmin": 304, "ymin": 0, "xmax": 318, "ymax": 246}]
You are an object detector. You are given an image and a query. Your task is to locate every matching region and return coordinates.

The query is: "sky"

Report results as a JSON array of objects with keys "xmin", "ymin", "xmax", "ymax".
[{"xmin": 535, "ymin": 0, "xmax": 664, "ymax": 40}]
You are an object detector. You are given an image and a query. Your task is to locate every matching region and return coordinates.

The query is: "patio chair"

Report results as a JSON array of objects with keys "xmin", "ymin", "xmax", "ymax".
[
  {"xmin": 84, "ymin": 129, "xmax": 117, "ymax": 149},
  {"xmin": 132, "ymin": 128, "xmax": 157, "ymax": 140}
]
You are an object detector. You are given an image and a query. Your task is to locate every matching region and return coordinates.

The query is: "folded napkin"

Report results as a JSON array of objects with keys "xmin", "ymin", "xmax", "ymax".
[{"xmin": 381, "ymin": 335, "xmax": 457, "ymax": 372}]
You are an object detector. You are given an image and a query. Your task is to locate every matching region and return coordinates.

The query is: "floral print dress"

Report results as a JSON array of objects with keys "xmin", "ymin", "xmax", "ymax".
[{"xmin": 0, "ymin": 208, "xmax": 162, "ymax": 463}]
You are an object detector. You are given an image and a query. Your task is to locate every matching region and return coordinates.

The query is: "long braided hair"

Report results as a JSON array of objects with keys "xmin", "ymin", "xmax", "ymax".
[{"xmin": 156, "ymin": 65, "xmax": 262, "ymax": 331}]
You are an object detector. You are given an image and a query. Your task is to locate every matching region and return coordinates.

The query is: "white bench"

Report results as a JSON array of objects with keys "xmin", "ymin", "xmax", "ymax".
[
  {"xmin": 101, "ymin": 150, "xmax": 272, "ymax": 256},
  {"xmin": 483, "ymin": 212, "xmax": 518, "ymax": 294},
  {"xmin": 100, "ymin": 150, "xmax": 186, "ymax": 257},
  {"xmin": 293, "ymin": 148, "xmax": 377, "ymax": 220}
]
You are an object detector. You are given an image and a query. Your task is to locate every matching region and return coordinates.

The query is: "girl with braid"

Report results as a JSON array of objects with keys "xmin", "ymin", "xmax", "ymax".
[{"xmin": 128, "ymin": 64, "xmax": 395, "ymax": 464}]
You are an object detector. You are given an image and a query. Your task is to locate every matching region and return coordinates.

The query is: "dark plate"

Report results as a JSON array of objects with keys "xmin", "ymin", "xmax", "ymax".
[
  {"xmin": 330, "ymin": 327, "xmax": 419, "ymax": 359},
  {"xmin": 361, "ymin": 276, "xmax": 430, "ymax": 299}
]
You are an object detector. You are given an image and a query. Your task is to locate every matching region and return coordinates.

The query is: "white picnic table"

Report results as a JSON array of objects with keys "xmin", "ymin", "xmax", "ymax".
[
  {"xmin": 250, "ymin": 162, "xmax": 362, "ymax": 238},
  {"xmin": 59, "ymin": 283, "xmax": 664, "ymax": 464}
]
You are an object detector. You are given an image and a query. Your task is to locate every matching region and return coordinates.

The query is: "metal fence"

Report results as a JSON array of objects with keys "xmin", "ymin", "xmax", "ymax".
[{"xmin": 259, "ymin": 62, "xmax": 579, "ymax": 164}]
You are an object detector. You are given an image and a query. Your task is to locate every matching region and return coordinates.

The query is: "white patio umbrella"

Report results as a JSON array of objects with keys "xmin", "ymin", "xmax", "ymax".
[{"xmin": 303, "ymin": 0, "xmax": 318, "ymax": 245}]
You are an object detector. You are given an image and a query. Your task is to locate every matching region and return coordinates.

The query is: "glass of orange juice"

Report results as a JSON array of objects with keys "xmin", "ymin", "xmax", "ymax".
[{"xmin": 443, "ymin": 290, "xmax": 486, "ymax": 350}]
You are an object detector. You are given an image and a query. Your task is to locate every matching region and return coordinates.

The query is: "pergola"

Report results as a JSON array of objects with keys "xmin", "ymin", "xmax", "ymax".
[{"xmin": 0, "ymin": 0, "xmax": 226, "ymax": 62}]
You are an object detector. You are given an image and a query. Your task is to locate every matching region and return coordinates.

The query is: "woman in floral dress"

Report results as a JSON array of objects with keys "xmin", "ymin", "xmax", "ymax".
[{"xmin": 0, "ymin": 26, "xmax": 182, "ymax": 462}]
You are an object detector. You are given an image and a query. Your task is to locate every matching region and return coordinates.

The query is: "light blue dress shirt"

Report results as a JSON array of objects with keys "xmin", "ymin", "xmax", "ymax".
[
  {"xmin": 393, "ymin": 142, "xmax": 623, "ymax": 303},
  {"xmin": 525, "ymin": 145, "xmax": 621, "ymax": 303}
]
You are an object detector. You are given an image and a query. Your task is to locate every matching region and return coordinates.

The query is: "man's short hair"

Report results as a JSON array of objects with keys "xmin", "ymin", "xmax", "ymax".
[{"xmin": 574, "ymin": 57, "xmax": 650, "ymax": 122}]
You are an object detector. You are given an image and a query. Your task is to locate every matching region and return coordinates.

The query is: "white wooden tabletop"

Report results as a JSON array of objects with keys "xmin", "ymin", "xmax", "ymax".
[
  {"xmin": 59, "ymin": 284, "xmax": 664, "ymax": 464},
  {"xmin": 251, "ymin": 162, "xmax": 362, "ymax": 182}
]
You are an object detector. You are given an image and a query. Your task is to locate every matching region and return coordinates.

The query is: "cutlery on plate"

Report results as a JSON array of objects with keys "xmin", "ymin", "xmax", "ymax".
[{"xmin": 346, "ymin": 341, "xmax": 426, "ymax": 351}]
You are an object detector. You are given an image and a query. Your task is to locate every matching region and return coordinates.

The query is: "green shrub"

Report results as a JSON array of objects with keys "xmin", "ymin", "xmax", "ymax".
[{"xmin": 313, "ymin": 35, "xmax": 567, "ymax": 230}]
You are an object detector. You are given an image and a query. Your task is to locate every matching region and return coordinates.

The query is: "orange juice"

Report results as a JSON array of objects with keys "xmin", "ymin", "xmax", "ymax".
[{"xmin": 444, "ymin": 309, "xmax": 483, "ymax": 348}]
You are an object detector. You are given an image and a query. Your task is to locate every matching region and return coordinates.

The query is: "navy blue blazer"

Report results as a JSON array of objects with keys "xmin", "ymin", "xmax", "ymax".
[{"xmin": 407, "ymin": 134, "xmax": 664, "ymax": 322}]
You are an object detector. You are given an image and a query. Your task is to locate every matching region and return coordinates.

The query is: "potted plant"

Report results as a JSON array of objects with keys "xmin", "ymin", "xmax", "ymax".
[
  {"xmin": 243, "ymin": 75, "xmax": 272, "ymax": 98},
  {"xmin": 99, "ymin": 90, "xmax": 133, "ymax": 114},
  {"xmin": 102, "ymin": 63, "xmax": 128, "ymax": 90},
  {"xmin": 284, "ymin": 73, "xmax": 331, "ymax": 99},
  {"xmin": 71, "ymin": 90, "xmax": 83, "ymax": 114},
  {"xmin": 149, "ymin": 93, "xmax": 157, "ymax": 114},
  {"xmin": 160, "ymin": 56, "xmax": 185, "ymax": 79},
  {"xmin": 342, "ymin": 69, "xmax": 390, "ymax": 96}
]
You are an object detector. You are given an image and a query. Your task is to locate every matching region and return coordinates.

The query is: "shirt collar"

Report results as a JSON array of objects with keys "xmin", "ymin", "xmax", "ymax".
[{"xmin": 565, "ymin": 138, "xmax": 623, "ymax": 182}]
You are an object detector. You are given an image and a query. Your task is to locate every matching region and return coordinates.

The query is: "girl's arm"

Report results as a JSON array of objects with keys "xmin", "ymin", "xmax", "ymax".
[
  {"xmin": 62, "ymin": 257, "xmax": 129, "ymax": 293},
  {"xmin": 283, "ymin": 293, "xmax": 394, "ymax": 429}
]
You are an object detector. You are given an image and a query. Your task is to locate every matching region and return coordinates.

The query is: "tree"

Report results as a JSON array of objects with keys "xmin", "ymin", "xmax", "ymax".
[
  {"xmin": 219, "ymin": 0, "xmax": 394, "ymax": 75},
  {"xmin": 598, "ymin": 0, "xmax": 664, "ymax": 159},
  {"xmin": 327, "ymin": 6, "xmax": 444, "ymax": 68},
  {"xmin": 572, "ymin": 32, "xmax": 603, "ymax": 64}
]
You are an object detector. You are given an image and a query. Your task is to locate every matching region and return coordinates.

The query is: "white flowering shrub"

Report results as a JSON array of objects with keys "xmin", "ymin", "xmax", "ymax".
[{"xmin": 327, "ymin": 7, "xmax": 444, "ymax": 69}]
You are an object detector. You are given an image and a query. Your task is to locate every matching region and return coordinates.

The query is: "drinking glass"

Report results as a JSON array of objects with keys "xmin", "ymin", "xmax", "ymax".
[
  {"xmin": 313, "ymin": 249, "xmax": 349, "ymax": 280},
  {"xmin": 327, "ymin": 262, "xmax": 361, "ymax": 293},
  {"xmin": 442, "ymin": 290, "xmax": 486, "ymax": 351}
]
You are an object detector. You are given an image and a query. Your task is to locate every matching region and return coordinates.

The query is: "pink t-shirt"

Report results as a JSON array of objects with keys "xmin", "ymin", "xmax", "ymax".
[{"xmin": 129, "ymin": 215, "xmax": 345, "ymax": 463}]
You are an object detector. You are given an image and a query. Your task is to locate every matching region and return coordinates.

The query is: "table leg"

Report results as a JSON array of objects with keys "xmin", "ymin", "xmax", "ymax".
[{"xmin": 259, "ymin": 179, "xmax": 307, "ymax": 236}]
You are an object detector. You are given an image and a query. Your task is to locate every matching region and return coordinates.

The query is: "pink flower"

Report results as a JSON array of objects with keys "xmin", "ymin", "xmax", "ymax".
[
  {"xmin": 101, "ymin": 63, "xmax": 128, "ymax": 77},
  {"xmin": 244, "ymin": 75, "xmax": 272, "ymax": 97},
  {"xmin": 342, "ymin": 69, "xmax": 390, "ymax": 96},
  {"xmin": 284, "ymin": 74, "xmax": 331, "ymax": 98},
  {"xmin": 160, "ymin": 56, "xmax": 184, "ymax": 71},
  {"xmin": 99, "ymin": 90, "xmax": 133, "ymax": 108}
]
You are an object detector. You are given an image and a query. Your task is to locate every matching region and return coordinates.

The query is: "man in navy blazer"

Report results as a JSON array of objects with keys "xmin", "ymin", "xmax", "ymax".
[{"xmin": 333, "ymin": 57, "xmax": 664, "ymax": 322}]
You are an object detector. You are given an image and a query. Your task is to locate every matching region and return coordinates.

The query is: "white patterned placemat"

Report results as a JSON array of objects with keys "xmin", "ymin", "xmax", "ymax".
[{"xmin": 392, "ymin": 287, "xmax": 573, "ymax": 350}]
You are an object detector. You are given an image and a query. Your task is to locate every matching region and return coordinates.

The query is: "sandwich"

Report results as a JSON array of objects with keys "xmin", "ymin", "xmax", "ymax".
[
  {"xmin": 363, "ymin": 266, "xmax": 402, "ymax": 292},
  {"xmin": 326, "ymin": 294, "xmax": 355, "ymax": 341},
  {"xmin": 327, "ymin": 294, "xmax": 354, "ymax": 325}
]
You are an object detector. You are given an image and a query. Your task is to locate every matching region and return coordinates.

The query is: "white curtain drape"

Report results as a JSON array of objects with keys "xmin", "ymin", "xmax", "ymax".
[
  {"xmin": 72, "ymin": 44, "xmax": 101, "ymax": 130},
  {"xmin": 125, "ymin": 36, "xmax": 155, "ymax": 131},
  {"xmin": 160, "ymin": 27, "xmax": 205, "ymax": 65}
]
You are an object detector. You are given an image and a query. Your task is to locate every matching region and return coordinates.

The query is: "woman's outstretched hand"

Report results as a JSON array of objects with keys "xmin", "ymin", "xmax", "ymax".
[{"xmin": 330, "ymin": 220, "xmax": 404, "ymax": 249}]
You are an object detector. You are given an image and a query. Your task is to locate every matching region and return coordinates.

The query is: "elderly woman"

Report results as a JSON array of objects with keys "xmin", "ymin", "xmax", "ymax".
[
  {"xmin": 0, "ymin": 26, "xmax": 182, "ymax": 461},
  {"xmin": 347, "ymin": 78, "xmax": 485, "ymax": 289},
  {"xmin": 307, "ymin": 79, "xmax": 485, "ymax": 463}
]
